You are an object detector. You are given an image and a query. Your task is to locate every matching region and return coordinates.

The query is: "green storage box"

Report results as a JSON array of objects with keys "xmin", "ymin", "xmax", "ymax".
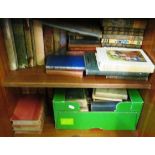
[{"xmin": 52, "ymin": 89, "xmax": 143, "ymax": 130}]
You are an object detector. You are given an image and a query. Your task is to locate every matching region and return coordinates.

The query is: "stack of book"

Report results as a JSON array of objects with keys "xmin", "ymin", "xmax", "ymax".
[
  {"xmin": 101, "ymin": 19, "xmax": 147, "ymax": 48},
  {"xmin": 10, "ymin": 96, "xmax": 44, "ymax": 134},
  {"xmin": 91, "ymin": 88, "xmax": 128, "ymax": 111},
  {"xmin": 95, "ymin": 47, "xmax": 155, "ymax": 80},
  {"xmin": 45, "ymin": 55, "xmax": 85, "ymax": 78},
  {"xmin": 65, "ymin": 88, "xmax": 88, "ymax": 112}
]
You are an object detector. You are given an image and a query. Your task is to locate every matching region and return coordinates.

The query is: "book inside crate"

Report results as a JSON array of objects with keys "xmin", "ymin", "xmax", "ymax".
[{"xmin": 1, "ymin": 18, "xmax": 155, "ymax": 136}]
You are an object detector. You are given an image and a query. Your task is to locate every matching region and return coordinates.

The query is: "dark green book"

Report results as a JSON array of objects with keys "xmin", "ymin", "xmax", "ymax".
[
  {"xmin": 84, "ymin": 52, "xmax": 149, "ymax": 77},
  {"xmin": 12, "ymin": 19, "xmax": 28, "ymax": 69}
]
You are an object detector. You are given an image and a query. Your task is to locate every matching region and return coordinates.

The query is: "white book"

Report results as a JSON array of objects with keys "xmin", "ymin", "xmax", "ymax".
[
  {"xmin": 93, "ymin": 88, "xmax": 128, "ymax": 100},
  {"xmin": 96, "ymin": 47, "xmax": 155, "ymax": 73}
]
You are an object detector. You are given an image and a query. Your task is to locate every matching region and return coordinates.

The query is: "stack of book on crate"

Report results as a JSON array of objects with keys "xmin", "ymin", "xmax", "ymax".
[
  {"xmin": 91, "ymin": 88, "xmax": 128, "ymax": 111},
  {"xmin": 10, "ymin": 96, "xmax": 44, "ymax": 134}
]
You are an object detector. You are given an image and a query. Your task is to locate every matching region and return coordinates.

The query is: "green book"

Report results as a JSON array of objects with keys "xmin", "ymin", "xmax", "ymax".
[
  {"xmin": 84, "ymin": 52, "xmax": 149, "ymax": 77},
  {"xmin": 12, "ymin": 19, "xmax": 28, "ymax": 69}
]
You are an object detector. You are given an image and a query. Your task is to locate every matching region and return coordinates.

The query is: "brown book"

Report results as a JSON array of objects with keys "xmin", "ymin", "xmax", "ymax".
[
  {"xmin": 68, "ymin": 47, "xmax": 97, "ymax": 51},
  {"xmin": 67, "ymin": 50, "xmax": 95, "ymax": 56},
  {"xmin": 68, "ymin": 44, "xmax": 100, "ymax": 48},
  {"xmin": 46, "ymin": 69, "xmax": 83, "ymax": 78}
]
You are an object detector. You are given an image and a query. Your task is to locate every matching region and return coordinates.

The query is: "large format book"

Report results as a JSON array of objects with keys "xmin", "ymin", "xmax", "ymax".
[
  {"xmin": 96, "ymin": 47, "xmax": 155, "ymax": 73},
  {"xmin": 84, "ymin": 52, "xmax": 149, "ymax": 77},
  {"xmin": 42, "ymin": 20, "xmax": 102, "ymax": 38},
  {"xmin": 46, "ymin": 55, "xmax": 85, "ymax": 70},
  {"xmin": 2, "ymin": 19, "xmax": 18, "ymax": 70},
  {"xmin": 93, "ymin": 88, "xmax": 128, "ymax": 100},
  {"xmin": 10, "ymin": 96, "xmax": 44, "ymax": 126},
  {"xmin": 103, "ymin": 27, "xmax": 145, "ymax": 36},
  {"xmin": 12, "ymin": 19, "xmax": 28, "ymax": 69},
  {"xmin": 24, "ymin": 19, "xmax": 35, "ymax": 67},
  {"xmin": 102, "ymin": 19, "xmax": 147, "ymax": 29},
  {"xmin": 33, "ymin": 20, "xmax": 45, "ymax": 65}
]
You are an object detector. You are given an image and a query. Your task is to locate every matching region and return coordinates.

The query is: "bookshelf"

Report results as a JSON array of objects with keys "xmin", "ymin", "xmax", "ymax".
[{"xmin": 0, "ymin": 19, "xmax": 155, "ymax": 136}]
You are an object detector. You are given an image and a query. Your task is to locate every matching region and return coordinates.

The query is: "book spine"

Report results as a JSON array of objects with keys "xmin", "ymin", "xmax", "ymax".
[
  {"xmin": 12, "ymin": 19, "xmax": 28, "ymax": 69},
  {"xmin": 43, "ymin": 26, "xmax": 54, "ymax": 56},
  {"xmin": 68, "ymin": 47, "xmax": 97, "ymax": 51},
  {"xmin": 23, "ymin": 19, "xmax": 34, "ymax": 67},
  {"xmin": 101, "ymin": 43, "xmax": 141, "ymax": 48},
  {"xmin": 2, "ymin": 19, "xmax": 18, "ymax": 70},
  {"xmin": 103, "ymin": 27, "xmax": 145, "ymax": 36},
  {"xmin": 102, "ymin": 19, "xmax": 147, "ymax": 29},
  {"xmin": 33, "ymin": 20, "xmax": 45, "ymax": 65},
  {"xmin": 53, "ymin": 28, "xmax": 61, "ymax": 54}
]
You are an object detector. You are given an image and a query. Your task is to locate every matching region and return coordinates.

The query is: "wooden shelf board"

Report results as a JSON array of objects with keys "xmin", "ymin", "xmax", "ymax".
[
  {"xmin": 3, "ymin": 67, "xmax": 151, "ymax": 89},
  {"xmin": 14, "ymin": 116, "xmax": 138, "ymax": 137}
]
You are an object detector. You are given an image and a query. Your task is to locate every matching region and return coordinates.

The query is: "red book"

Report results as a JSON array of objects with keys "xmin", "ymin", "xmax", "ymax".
[{"xmin": 11, "ymin": 96, "xmax": 43, "ymax": 121}]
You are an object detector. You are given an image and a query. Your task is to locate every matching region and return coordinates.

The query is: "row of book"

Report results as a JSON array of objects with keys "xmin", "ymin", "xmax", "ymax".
[
  {"xmin": 2, "ymin": 18, "xmax": 148, "ymax": 71},
  {"xmin": 45, "ymin": 47, "xmax": 155, "ymax": 80}
]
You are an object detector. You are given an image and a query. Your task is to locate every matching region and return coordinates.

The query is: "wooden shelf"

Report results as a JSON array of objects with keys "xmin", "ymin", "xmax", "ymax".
[
  {"xmin": 3, "ymin": 67, "xmax": 151, "ymax": 89},
  {"xmin": 14, "ymin": 116, "xmax": 138, "ymax": 137}
]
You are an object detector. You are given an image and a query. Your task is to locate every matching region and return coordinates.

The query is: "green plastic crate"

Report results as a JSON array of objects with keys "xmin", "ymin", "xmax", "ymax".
[{"xmin": 52, "ymin": 89, "xmax": 143, "ymax": 130}]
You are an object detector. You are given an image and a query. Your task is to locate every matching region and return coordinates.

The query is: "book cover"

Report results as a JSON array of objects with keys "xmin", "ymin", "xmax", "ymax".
[
  {"xmin": 46, "ymin": 69, "xmax": 83, "ymax": 78},
  {"xmin": 46, "ymin": 55, "xmax": 85, "ymax": 70},
  {"xmin": 96, "ymin": 47, "xmax": 155, "ymax": 73},
  {"xmin": 102, "ymin": 19, "xmax": 147, "ymax": 29},
  {"xmin": 33, "ymin": 20, "xmax": 45, "ymax": 65},
  {"xmin": 12, "ymin": 19, "xmax": 28, "ymax": 69},
  {"xmin": 84, "ymin": 52, "xmax": 149, "ymax": 77},
  {"xmin": 93, "ymin": 88, "xmax": 128, "ymax": 100},
  {"xmin": 2, "ymin": 19, "xmax": 18, "ymax": 70},
  {"xmin": 42, "ymin": 20, "xmax": 102, "ymax": 38},
  {"xmin": 24, "ymin": 19, "xmax": 34, "ymax": 67},
  {"xmin": 11, "ymin": 96, "xmax": 43, "ymax": 122}
]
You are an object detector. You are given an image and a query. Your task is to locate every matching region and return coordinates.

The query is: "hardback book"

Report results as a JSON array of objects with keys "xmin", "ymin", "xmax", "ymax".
[
  {"xmin": 103, "ymin": 27, "xmax": 145, "ymax": 36},
  {"xmin": 84, "ymin": 52, "xmax": 149, "ymax": 77},
  {"xmin": 12, "ymin": 19, "xmax": 28, "ymax": 69},
  {"xmin": 65, "ymin": 88, "xmax": 88, "ymax": 108},
  {"xmin": 43, "ymin": 26, "xmax": 54, "ymax": 56},
  {"xmin": 60, "ymin": 30, "xmax": 67, "ymax": 49},
  {"xmin": 46, "ymin": 55, "xmax": 85, "ymax": 70},
  {"xmin": 93, "ymin": 88, "xmax": 128, "ymax": 100},
  {"xmin": 102, "ymin": 19, "xmax": 147, "ymax": 29},
  {"xmin": 106, "ymin": 75, "xmax": 149, "ymax": 81},
  {"xmin": 42, "ymin": 20, "xmax": 102, "ymax": 38},
  {"xmin": 96, "ymin": 47, "xmax": 155, "ymax": 73},
  {"xmin": 2, "ymin": 19, "xmax": 18, "ymax": 70},
  {"xmin": 53, "ymin": 28, "xmax": 61, "ymax": 53},
  {"xmin": 90, "ymin": 101, "xmax": 119, "ymax": 111},
  {"xmin": 33, "ymin": 20, "xmax": 45, "ymax": 65},
  {"xmin": 67, "ymin": 51, "xmax": 88, "ymax": 56},
  {"xmin": 11, "ymin": 96, "xmax": 44, "ymax": 126},
  {"xmin": 46, "ymin": 69, "xmax": 83, "ymax": 78},
  {"xmin": 68, "ymin": 46, "xmax": 97, "ymax": 51},
  {"xmin": 23, "ymin": 19, "xmax": 34, "ymax": 67}
]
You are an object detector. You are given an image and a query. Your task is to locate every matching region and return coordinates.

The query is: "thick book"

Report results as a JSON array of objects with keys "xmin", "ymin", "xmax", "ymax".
[
  {"xmin": 90, "ymin": 101, "xmax": 119, "ymax": 111},
  {"xmin": 68, "ymin": 46, "xmax": 97, "ymax": 51},
  {"xmin": 103, "ymin": 27, "xmax": 145, "ymax": 36},
  {"xmin": 12, "ymin": 19, "xmax": 28, "ymax": 69},
  {"xmin": 102, "ymin": 19, "xmax": 147, "ymax": 29},
  {"xmin": 2, "ymin": 19, "xmax": 18, "ymax": 70},
  {"xmin": 42, "ymin": 20, "xmax": 102, "ymax": 38},
  {"xmin": 96, "ymin": 47, "xmax": 155, "ymax": 73},
  {"xmin": 11, "ymin": 96, "xmax": 44, "ymax": 125},
  {"xmin": 93, "ymin": 88, "xmax": 128, "ymax": 100},
  {"xmin": 84, "ymin": 52, "xmax": 149, "ymax": 77},
  {"xmin": 53, "ymin": 28, "xmax": 61, "ymax": 53},
  {"xmin": 24, "ymin": 19, "xmax": 34, "ymax": 67},
  {"xmin": 33, "ymin": 20, "xmax": 45, "ymax": 65},
  {"xmin": 46, "ymin": 69, "xmax": 83, "ymax": 78},
  {"xmin": 46, "ymin": 55, "xmax": 85, "ymax": 70}
]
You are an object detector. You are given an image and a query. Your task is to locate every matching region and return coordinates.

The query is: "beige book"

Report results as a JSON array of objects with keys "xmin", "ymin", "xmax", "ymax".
[{"xmin": 33, "ymin": 20, "xmax": 45, "ymax": 65}]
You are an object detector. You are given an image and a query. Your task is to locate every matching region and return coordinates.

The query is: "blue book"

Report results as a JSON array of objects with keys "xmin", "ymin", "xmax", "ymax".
[
  {"xmin": 90, "ymin": 101, "xmax": 119, "ymax": 111},
  {"xmin": 46, "ymin": 55, "xmax": 85, "ymax": 70}
]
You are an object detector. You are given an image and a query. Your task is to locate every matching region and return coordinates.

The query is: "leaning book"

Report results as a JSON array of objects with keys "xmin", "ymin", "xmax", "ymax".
[{"xmin": 96, "ymin": 47, "xmax": 155, "ymax": 73}]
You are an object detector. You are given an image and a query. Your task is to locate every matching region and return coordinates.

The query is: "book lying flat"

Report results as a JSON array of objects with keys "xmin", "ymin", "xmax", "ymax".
[
  {"xmin": 46, "ymin": 55, "xmax": 85, "ymax": 70},
  {"xmin": 84, "ymin": 52, "xmax": 149, "ymax": 77},
  {"xmin": 93, "ymin": 88, "xmax": 128, "ymax": 100},
  {"xmin": 96, "ymin": 47, "xmax": 155, "ymax": 73}
]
